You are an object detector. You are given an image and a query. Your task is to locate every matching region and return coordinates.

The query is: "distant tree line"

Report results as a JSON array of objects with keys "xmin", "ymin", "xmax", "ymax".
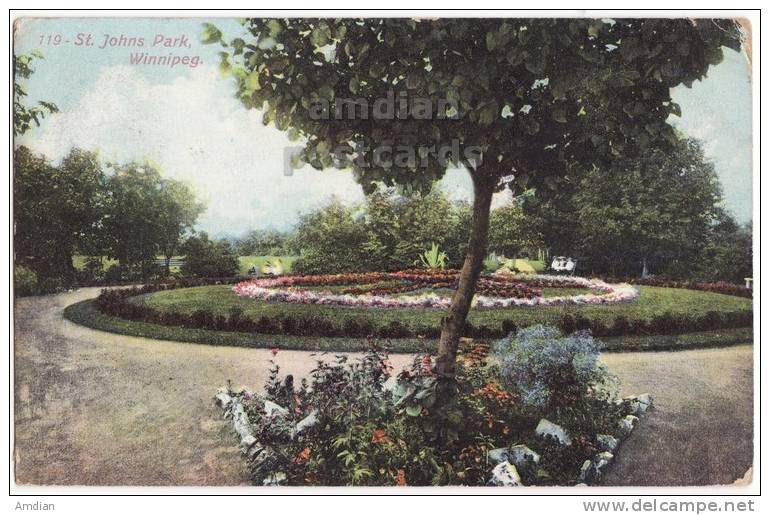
[
  {"xmin": 267, "ymin": 188, "xmax": 543, "ymax": 275},
  {"xmin": 14, "ymin": 146, "xmax": 206, "ymax": 292}
]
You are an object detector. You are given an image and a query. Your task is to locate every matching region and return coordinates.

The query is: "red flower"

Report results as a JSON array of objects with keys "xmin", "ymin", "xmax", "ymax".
[
  {"xmin": 293, "ymin": 447, "xmax": 311, "ymax": 464},
  {"xmin": 371, "ymin": 429, "xmax": 390, "ymax": 444},
  {"xmin": 421, "ymin": 355, "xmax": 434, "ymax": 375}
]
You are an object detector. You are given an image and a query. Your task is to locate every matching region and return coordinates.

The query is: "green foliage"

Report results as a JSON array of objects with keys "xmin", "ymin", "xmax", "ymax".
[
  {"xmin": 291, "ymin": 199, "xmax": 369, "ymax": 275},
  {"xmin": 417, "ymin": 242, "xmax": 448, "ymax": 270},
  {"xmin": 232, "ymin": 229, "xmax": 296, "ymax": 256},
  {"xmin": 362, "ymin": 189, "xmax": 465, "ymax": 270},
  {"xmin": 493, "ymin": 325, "xmax": 616, "ymax": 411},
  {"xmin": 291, "ymin": 190, "xmax": 532, "ymax": 274},
  {"xmin": 524, "ymin": 137, "xmax": 748, "ymax": 281},
  {"xmin": 14, "ymin": 146, "xmax": 104, "ymax": 282},
  {"xmin": 209, "ymin": 18, "xmax": 740, "ymax": 195},
  {"xmin": 238, "ymin": 255, "xmax": 297, "ymax": 275},
  {"xmin": 13, "ymin": 52, "xmax": 59, "ymax": 135},
  {"xmin": 14, "ymin": 146, "xmax": 206, "ymax": 286},
  {"xmin": 182, "ymin": 233, "xmax": 239, "ymax": 278},
  {"xmin": 156, "ymin": 180, "xmax": 206, "ymax": 274},
  {"xmin": 483, "ymin": 253, "xmax": 501, "ymax": 273},
  {"xmin": 77, "ymin": 256, "xmax": 106, "ymax": 284},
  {"xmin": 208, "ymin": 17, "xmax": 741, "ymax": 375},
  {"xmin": 682, "ymin": 215, "xmax": 753, "ymax": 284},
  {"xmin": 488, "ymin": 201, "xmax": 542, "ymax": 258},
  {"xmin": 14, "ymin": 265, "xmax": 38, "ymax": 296},
  {"xmin": 66, "ymin": 297, "xmax": 753, "ymax": 354}
]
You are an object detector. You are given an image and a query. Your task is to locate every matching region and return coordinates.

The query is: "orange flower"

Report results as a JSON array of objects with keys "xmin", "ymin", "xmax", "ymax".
[
  {"xmin": 293, "ymin": 447, "xmax": 311, "ymax": 464},
  {"xmin": 371, "ymin": 428, "xmax": 390, "ymax": 444},
  {"xmin": 396, "ymin": 469, "xmax": 407, "ymax": 486}
]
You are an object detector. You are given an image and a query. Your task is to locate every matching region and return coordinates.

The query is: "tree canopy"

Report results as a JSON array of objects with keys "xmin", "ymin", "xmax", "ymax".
[{"xmin": 209, "ymin": 18, "xmax": 741, "ymax": 193}]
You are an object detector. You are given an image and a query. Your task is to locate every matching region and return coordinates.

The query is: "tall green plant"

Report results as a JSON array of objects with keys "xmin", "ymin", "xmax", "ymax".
[{"xmin": 417, "ymin": 242, "xmax": 448, "ymax": 270}]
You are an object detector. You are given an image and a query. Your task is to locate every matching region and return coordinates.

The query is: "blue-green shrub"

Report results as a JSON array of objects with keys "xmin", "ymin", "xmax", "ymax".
[{"xmin": 493, "ymin": 325, "xmax": 616, "ymax": 410}]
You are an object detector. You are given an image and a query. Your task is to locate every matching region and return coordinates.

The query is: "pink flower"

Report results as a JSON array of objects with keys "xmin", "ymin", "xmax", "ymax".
[{"xmin": 270, "ymin": 347, "xmax": 279, "ymax": 356}]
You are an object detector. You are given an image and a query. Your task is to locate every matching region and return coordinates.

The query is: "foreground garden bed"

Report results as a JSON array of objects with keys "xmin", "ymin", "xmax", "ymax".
[{"xmin": 212, "ymin": 327, "xmax": 654, "ymax": 486}]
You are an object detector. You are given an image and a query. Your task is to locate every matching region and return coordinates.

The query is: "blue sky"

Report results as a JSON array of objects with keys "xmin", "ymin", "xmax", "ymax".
[{"xmin": 15, "ymin": 17, "xmax": 753, "ymax": 237}]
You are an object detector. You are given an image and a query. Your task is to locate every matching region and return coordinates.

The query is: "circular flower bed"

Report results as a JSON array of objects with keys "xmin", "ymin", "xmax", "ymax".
[{"xmin": 232, "ymin": 269, "xmax": 639, "ymax": 309}]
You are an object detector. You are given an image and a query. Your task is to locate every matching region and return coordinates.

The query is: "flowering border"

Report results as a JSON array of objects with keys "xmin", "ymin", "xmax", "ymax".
[{"xmin": 232, "ymin": 271, "xmax": 639, "ymax": 309}]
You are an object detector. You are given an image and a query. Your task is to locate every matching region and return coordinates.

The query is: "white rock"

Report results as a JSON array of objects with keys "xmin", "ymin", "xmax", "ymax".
[
  {"xmin": 247, "ymin": 444, "xmax": 265, "ymax": 459},
  {"xmin": 487, "ymin": 448, "xmax": 510, "ymax": 465},
  {"xmin": 617, "ymin": 414, "xmax": 639, "ymax": 438},
  {"xmin": 579, "ymin": 460, "xmax": 595, "ymax": 483},
  {"xmin": 262, "ymin": 471, "xmax": 287, "ymax": 486},
  {"xmin": 215, "ymin": 392, "xmax": 232, "ymax": 409},
  {"xmin": 596, "ymin": 434, "xmax": 619, "ymax": 453},
  {"xmin": 637, "ymin": 393, "xmax": 653, "ymax": 406},
  {"xmin": 383, "ymin": 375, "xmax": 398, "ymax": 393},
  {"xmin": 487, "ymin": 461, "xmax": 522, "ymax": 486},
  {"xmin": 597, "ymin": 451, "xmax": 614, "ymax": 462},
  {"xmin": 292, "ymin": 410, "xmax": 319, "ymax": 438},
  {"xmin": 579, "ymin": 453, "xmax": 613, "ymax": 485},
  {"xmin": 240, "ymin": 434, "xmax": 257, "ymax": 450},
  {"xmin": 536, "ymin": 418, "xmax": 572, "ymax": 445},
  {"xmin": 509, "ymin": 444, "xmax": 541, "ymax": 467},
  {"xmin": 626, "ymin": 393, "xmax": 653, "ymax": 416},
  {"xmin": 231, "ymin": 402, "xmax": 256, "ymax": 446},
  {"xmin": 264, "ymin": 400, "xmax": 289, "ymax": 418}
]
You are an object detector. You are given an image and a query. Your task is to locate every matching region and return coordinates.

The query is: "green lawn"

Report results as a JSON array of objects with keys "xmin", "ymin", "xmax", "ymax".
[
  {"xmin": 237, "ymin": 255, "xmax": 298, "ymax": 275},
  {"xmin": 64, "ymin": 299, "xmax": 753, "ymax": 354},
  {"xmin": 130, "ymin": 284, "xmax": 751, "ymax": 338},
  {"xmin": 74, "ymin": 254, "xmax": 299, "ymax": 276},
  {"xmin": 72, "ymin": 255, "xmax": 119, "ymax": 270}
]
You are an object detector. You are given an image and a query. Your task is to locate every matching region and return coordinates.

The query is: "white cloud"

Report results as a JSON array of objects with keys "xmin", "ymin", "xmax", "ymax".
[{"xmin": 17, "ymin": 64, "xmax": 367, "ymax": 236}]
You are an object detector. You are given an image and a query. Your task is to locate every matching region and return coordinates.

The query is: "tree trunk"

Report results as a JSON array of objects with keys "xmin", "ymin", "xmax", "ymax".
[
  {"xmin": 164, "ymin": 245, "xmax": 175, "ymax": 276},
  {"xmin": 435, "ymin": 174, "xmax": 495, "ymax": 398},
  {"xmin": 641, "ymin": 255, "xmax": 648, "ymax": 277}
]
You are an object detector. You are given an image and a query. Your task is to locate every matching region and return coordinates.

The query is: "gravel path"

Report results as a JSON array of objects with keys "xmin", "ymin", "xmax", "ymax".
[{"xmin": 13, "ymin": 288, "xmax": 754, "ymax": 486}]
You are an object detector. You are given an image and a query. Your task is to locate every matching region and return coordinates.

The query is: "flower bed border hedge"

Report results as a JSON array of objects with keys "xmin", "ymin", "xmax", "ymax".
[
  {"xmin": 64, "ymin": 297, "xmax": 753, "ymax": 353},
  {"xmin": 89, "ymin": 280, "xmax": 752, "ymax": 341}
]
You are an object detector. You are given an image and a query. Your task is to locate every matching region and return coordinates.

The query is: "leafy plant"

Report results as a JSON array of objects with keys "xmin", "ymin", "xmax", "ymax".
[
  {"xmin": 14, "ymin": 265, "xmax": 37, "ymax": 296},
  {"xmin": 493, "ymin": 325, "xmax": 617, "ymax": 411},
  {"xmin": 417, "ymin": 243, "xmax": 448, "ymax": 270},
  {"xmin": 483, "ymin": 253, "xmax": 501, "ymax": 273}
]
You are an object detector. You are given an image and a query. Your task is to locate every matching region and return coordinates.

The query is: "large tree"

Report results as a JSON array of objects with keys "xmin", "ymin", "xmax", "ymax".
[
  {"xmin": 572, "ymin": 137, "xmax": 723, "ymax": 277},
  {"xmin": 157, "ymin": 180, "xmax": 206, "ymax": 275},
  {"xmin": 14, "ymin": 146, "xmax": 104, "ymax": 281},
  {"xmin": 526, "ymin": 137, "xmax": 725, "ymax": 277},
  {"xmin": 208, "ymin": 18, "xmax": 742, "ymax": 396}
]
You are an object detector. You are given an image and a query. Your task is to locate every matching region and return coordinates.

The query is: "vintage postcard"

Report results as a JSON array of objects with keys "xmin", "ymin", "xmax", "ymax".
[{"xmin": 10, "ymin": 10, "xmax": 758, "ymax": 505}]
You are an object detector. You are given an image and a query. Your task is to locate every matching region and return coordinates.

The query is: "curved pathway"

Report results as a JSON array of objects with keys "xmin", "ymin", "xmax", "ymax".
[{"xmin": 13, "ymin": 288, "xmax": 753, "ymax": 486}]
